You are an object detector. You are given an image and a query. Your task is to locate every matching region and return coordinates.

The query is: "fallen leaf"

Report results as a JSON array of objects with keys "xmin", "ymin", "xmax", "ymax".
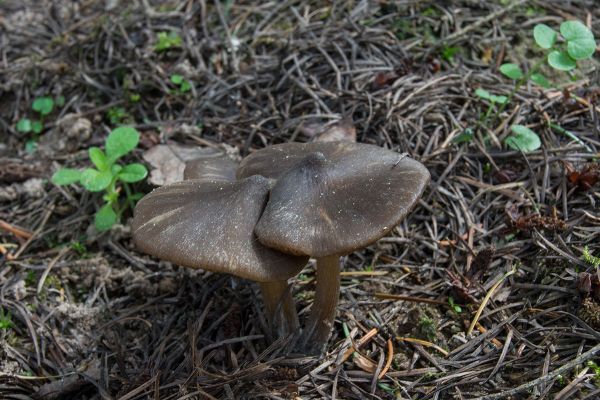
[
  {"xmin": 302, "ymin": 117, "xmax": 357, "ymax": 143},
  {"xmin": 566, "ymin": 162, "xmax": 600, "ymax": 191},
  {"xmin": 143, "ymin": 144, "xmax": 224, "ymax": 186},
  {"xmin": 314, "ymin": 117, "xmax": 356, "ymax": 142}
]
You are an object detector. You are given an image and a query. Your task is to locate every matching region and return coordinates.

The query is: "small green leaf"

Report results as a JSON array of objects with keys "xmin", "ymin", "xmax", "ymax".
[
  {"xmin": 89, "ymin": 147, "xmax": 109, "ymax": 171},
  {"xmin": 530, "ymin": 73, "xmax": 551, "ymax": 88},
  {"xmin": 180, "ymin": 80, "xmax": 192, "ymax": 93},
  {"xmin": 80, "ymin": 168, "xmax": 113, "ymax": 192},
  {"xmin": 32, "ymin": 97, "xmax": 54, "ymax": 116},
  {"xmin": 475, "ymin": 88, "xmax": 491, "ymax": 100},
  {"xmin": 533, "ymin": 24, "xmax": 557, "ymax": 49},
  {"xmin": 561, "ymin": 20, "xmax": 594, "ymax": 40},
  {"xmin": 453, "ymin": 128, "xmax": 474, "ymax": 144},
  {"xmin": 441, "ymin": 46, "xmax": 460, "ymax": 62},
  {"xmin": 25, "ymin": 140, "xmax": 38, "ymax": 153},
  {"xmin": 31, "ymin": 121, "xmax": 44, "ymax": 134},
  {"xmin": 499, "ymin": 63, "xmax": 524, "ymax": 80},
  {"xmin": 475, "ymin": 88, "xmax": 506, "ymax": 104},
  {"xmin": 95, "ymin": 204, "xmax": 117, "ymax": 231},
  {"xmin": 567, "ymin": 37, "xmax": 596, "ymax": 60},
  {"xmin": 155, "ymin": 31, "xmax": 182, "ymax": 52},
  {"xmin": 51, "ymin": 168, "xmax": 81, "ymax": 185},
  {"xmin": 170, "ymin": 74, "xmax": 184, "ymax": 84},
  {"xmin": 16, "ymin": 118, "xmax": 32, "ymax": 133},
  {"xmin": 105, "ymin": 126, "xmax": 140, "ymax": 161},
  {"xmin": 547, "ymin": 51, "xmax": 576, "ymax": 71},
  {"xmin": 560, "ymin": 20, "xmax": 596, "ymax": 61},
  {"xmin": 489, "ymin": 94, "xmax": 508, "ymax": 104},
  {"xmin": 118, "ymin": 163, "xmax": 148, "ymax": 183},
  {"xmin": 506, "ymin": 125, "xmax": 541, "ymax": 153}
]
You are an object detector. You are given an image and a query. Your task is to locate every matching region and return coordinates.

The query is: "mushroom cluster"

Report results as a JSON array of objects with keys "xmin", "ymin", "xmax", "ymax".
[{"xmin": 132, "ymin": 141, "xmax": 429, "ymax": 354}]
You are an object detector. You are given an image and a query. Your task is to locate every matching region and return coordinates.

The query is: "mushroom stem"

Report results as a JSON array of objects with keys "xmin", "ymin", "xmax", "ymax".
[
  {"xmin": 259, "ymin": 280, "xmax": 299, "ymax": 337},
  {"xmin": 302, "ymin": 255, "xmax": 341, "ymax": 355}
]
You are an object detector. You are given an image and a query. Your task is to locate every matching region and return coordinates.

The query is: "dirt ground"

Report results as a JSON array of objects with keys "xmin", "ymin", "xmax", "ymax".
[{"xmin": 1, "ymin": 1, "xmax": 600, "ymax": 399}]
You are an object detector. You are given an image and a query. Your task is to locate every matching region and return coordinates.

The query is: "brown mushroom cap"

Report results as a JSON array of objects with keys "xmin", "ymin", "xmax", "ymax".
[
  {"xmin": 253, "ymin": 143, "xmax": 430, "ymax": 257},
  {"xmin": 237, "ymin": 141, "xmax": 361, "ymax": 180},
  {"xmin": 132, "ymin": 175, "xmax": 308, "ymax": 282},
  {"xmin": 183, "ymin": 155, "xmax": 238, "ymax": 181}
]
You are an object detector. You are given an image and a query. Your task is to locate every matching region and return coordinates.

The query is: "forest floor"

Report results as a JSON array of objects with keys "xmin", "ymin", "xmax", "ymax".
[{"xmin": 1, "ymin": 1, "xmax": 600, "ymax": 399}]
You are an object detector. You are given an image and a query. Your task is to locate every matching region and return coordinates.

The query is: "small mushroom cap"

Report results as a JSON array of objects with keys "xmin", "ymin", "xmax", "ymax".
[
  {"xmin": 132, "ymin": 175, "xmax": 308, "ymax": 282},
  {"xmin": 254, "ymin": 143, "xmax": 430, "ymax": 257},
  {"xmin": 184, "ymin": 154, "xmax": 238, "ymax": 181}
]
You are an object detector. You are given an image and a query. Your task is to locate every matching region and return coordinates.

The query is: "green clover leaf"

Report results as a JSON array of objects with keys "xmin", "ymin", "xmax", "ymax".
[
  {"xmin": 547, "ymin": 50, "xmax": 576, "ymax": 71},
  {"xmin": 32, "ymin": 97, "xmax": 54, "ymax": 116},
  {"xmin": 499, "ymin": 63, "xmax": 524, "ymax": 80},
  {"xmin": 505, "ymin": 125, "xmax": 541, "ymax": 153},
  {"xmin": 533, "ymin": 24, "xmax": 557, "ymax": 49},
  {"xmin": 560, "ymin": 20, "xmax": 596, "ymax": 60}
]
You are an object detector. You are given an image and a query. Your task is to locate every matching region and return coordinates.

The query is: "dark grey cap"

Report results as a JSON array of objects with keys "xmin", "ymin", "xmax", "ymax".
[
  {"xmin": 253, "ymin": 142, "xmax": 430, "ymax": 257},
  {"xmin": 132, "ymin": 175, "xmax": 308, "ymax": 282}
]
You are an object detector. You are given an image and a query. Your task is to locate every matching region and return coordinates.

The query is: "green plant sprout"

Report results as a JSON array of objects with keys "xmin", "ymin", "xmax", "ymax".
[
  {"xmin": 587, "ymin": 361, "xmax": 600, "ymax": 385},
  {"xmin": 505, "ymin": 125, "xmax": 541, "ymax": 153},
  {"xmin": 155, "ymin": 31, "xmax": 182, "ymax": 52},
  {"xmin": 106, "ymin": 106, "xmax": 133, "ymax": 126},
  {"xmin": 477, "ymin": 20, "xmax": 596, "ymax": 153},
  {"xmin": 453, "ymin": 127, "xmax": 474, "ymax": 144},
  {"xmin": 16, "ymin": 96, "xmax": 63, "ymax": 152},
  {"xmin": 448, "ymin": 296, "xmax": 462, "ymax": 314},
  {"xmin": 475, "ymin": 88, "xmax": 508, "ymax": 126},
  {"xmin": 170, "ymin": 74, "xmax": 192, "ymax": 94},
  {"xmin": 0, "ymin": 308, "xmax": 13, "ymax": 330},
  {"xmin": 51, "ymin": 126, "xmax": 148, "ymax": 231},
  {"xmin": 581, "ymin": 246, "xmax": 600, "ymax": 269}
]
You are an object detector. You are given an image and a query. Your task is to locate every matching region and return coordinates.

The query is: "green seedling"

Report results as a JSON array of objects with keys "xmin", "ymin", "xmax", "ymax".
[
  {"xmin": 453, "ymin": 128, "xmax": 474, "ymax": 144},
  {"xmin": 51, "ymin": 126, "xmax": 148, "ymax": 231},
  {"xmin": 499, "ymin": 20, "xmax": 596, "ymax": 85},
  {"xmin": 480, "ymin": 20, "xmax": 596, "ymax": 153},
  {"xmin": 505, "ymin": 125, "xmax": 541, "ymax": 153},
  {"xmin": 106, "ymin": 106, "xmax": 132, "ymax": 126},
  {"xmin": 588, "ymin": 361, "xmax": 600, "ymax": 384},
  {"xmin": 170, "ymin": 74, "xmax": 192, "ymax": 94},
  {"xmin": 0, "ymin": 308, "xmax": 13, "ymax": 330},
  {"xmin": 581, "ymin": 246, "xmax": 600, "ymax": 269},
  {"xmin": 448, "ymin": 296, "xmax": 462, "ymax": 314},
  {"xmin": 441, "ymin": 46, "xmax": 460, "ymax": 63},
  {"xmin": 16, "ymin": 96, "xmax": 62, "ymax": 152},
  {"xmin": 417, "ymin": 316, "xmax": 437, "ymax": 342},
  {"xmin": 475, "ymin": 88, "xmax": 508, "ymax": 128},
  {"xmin": 70, "ymin": 240, "xmax": 88, "ymax": 257},
  {"xmin": 155, "ymin": 31, "xmax": 182, "ymax": 52}
]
